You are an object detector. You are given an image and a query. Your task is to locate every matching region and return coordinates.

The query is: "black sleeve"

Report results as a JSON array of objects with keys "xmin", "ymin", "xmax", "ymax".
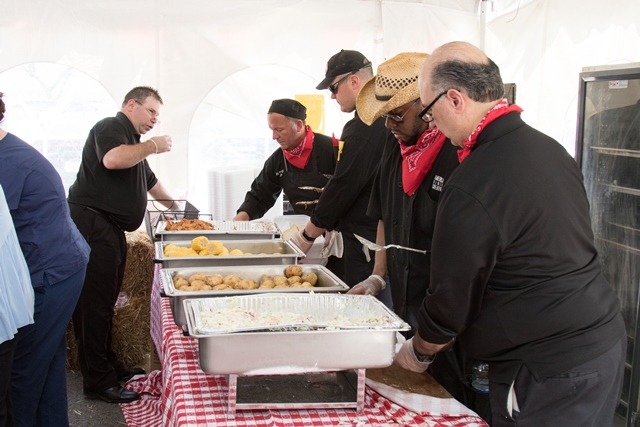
[
  {"xmin": 310, "ymin": 119, "xmax": 385, "ymax": 230},
  {"xmin": 417, "ymin": 185, "xmax": 500, "ymax": 344},
  {"xmin": 236, "ymin": 151, "xmax": 283, "ymax": 220}
]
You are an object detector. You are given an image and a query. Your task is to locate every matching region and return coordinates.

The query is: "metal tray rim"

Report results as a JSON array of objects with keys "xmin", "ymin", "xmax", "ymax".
[
  {"xmin": 156, "ymin": 219, "xmax": 278, "ymax": 235},
  {"xmin": 184, "ymin": 293, "xmax": 410, "ymax": 336}
]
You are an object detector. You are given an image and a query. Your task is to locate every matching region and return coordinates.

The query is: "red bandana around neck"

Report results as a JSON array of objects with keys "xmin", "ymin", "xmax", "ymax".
[
  {"xmin": 458, "ymin": 99, "xmax": 523, "ymax": 163},
  {"xmin": 283, "ymin": 125, "xmax": 315, "ymax": 169},
  {"xmin": 399, "ymin": 127, "xmax": 447, "ymax": 196}
]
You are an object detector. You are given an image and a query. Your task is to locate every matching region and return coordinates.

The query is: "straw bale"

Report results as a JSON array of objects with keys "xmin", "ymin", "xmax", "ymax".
[
  {"xmin": 111, "ymin": 295, "xmax": 152, "ymax": 368},
  {"xmin": 66, "ymin": 230, "xmax": 154, "ymax": 369},
  {"xmin": 122, "ymin": 230, "xmax": 155, "ymax": 298}
]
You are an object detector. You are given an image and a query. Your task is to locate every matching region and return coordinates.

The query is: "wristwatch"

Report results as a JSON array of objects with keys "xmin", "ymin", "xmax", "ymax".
[
  {"xmin": 302, "ymin": 229, "xmax": 316, "ymax": 242},
  {"xmin": 413, "ymin": 345, "xmax": 436, "ymax": 363}
]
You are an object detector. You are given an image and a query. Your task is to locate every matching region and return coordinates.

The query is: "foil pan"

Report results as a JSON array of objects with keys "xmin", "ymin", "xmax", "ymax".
[
  {"xmin": 184, "ymin": 294, "xmax": 410, "ymax": 375},
  {"xmin": 186, "ymin": 293, "xmax": 408, "ymax": 334},
  {"xmin": 154, "ymin": 239, "xmax": 304, "ymax": 268},
  {"xmin": 155, "ymin": 219, "xmax": 278, "ymax": 241},
  {"xmin": 161, "ymin": 264, "xmax": 349, "ymax": 327}
]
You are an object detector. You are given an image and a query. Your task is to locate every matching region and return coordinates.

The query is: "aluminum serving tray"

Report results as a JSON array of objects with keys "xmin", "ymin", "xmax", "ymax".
[
  {"xmin": 155, "ymin": 219, "xmax": 278, "ymax": 241},
  {"xmin": 161, "ymin": 264, "xmax": 349, "ymax": 328},
  {"xmin": 155, "ymin": 239, "xmax": 304, "ymax": 268},
  {"xmin": 184, "ymin": 293, "xmax": 410, "ymax": 375}
]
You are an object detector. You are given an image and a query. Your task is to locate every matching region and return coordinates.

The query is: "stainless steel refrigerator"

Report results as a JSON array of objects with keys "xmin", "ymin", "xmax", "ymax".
[{"xmin": 575, "ymin": 63, "xmax": 640, "ymax": 427}]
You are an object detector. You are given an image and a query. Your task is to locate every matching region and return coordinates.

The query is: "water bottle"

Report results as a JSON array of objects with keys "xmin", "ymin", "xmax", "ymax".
[{"xmin": 471, "ymin": 362, "xmax": 489, "ymax": 393}]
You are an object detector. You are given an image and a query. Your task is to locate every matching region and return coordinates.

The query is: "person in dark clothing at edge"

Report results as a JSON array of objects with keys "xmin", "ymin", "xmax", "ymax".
[
  {"xmin": 68, "ymin": 86, "xmax": 180, "ymax": 404},
  {"xmin": 233, "ymin": 99, "xmax": 342, "ymax": 275},
  {"xmin": 288, "ymin": 50, "xmax": 391, "ymax": 305},
  {"xmin": 395, "ymin": 41, "xmax": 626, "ymax": 427},
  {"xmin": 348, "ymin": 52, "xmax": 491, "ymax": 423}
]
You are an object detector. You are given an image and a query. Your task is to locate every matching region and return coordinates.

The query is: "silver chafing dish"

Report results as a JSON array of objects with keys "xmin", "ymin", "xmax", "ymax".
[
  {"xmin": 154, "ymin": 239, "xmax": 304, "ymax": 268},
  {"xmin": 161, "ymin": 264, "xmax": 349, "ymax": 327},
  {"xmin": 183, "ymin": 293, "xmax": 410, "ymax": 375},
  {"xmin": 155, "ymin": 219, "xmax": 278, "ymax": 241}
]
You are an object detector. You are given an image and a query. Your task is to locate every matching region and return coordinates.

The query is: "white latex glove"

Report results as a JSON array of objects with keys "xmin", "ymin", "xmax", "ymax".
[
  {"xmin": 394, "ymin": 337, "xmax": 434, "ymax": 373},
  {"xmin": 348, "ymin": 275, "xmax": 385, "ymax": 296},
  {"xmin": 173, "ymin": 195, "xmax": 187, "ymax": 212},
  {"xmin": 288, "ymin": 230, "xmax": 314, "ymax": 254},
  {"xmin": 321, "ymin": 231, "xmax": 344, "ymax": 258}
]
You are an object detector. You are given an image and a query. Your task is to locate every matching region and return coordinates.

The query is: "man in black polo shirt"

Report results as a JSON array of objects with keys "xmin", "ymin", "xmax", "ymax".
[{"xmin": 68, "ymin": 86, "xmax": 178, "ymax": 403}]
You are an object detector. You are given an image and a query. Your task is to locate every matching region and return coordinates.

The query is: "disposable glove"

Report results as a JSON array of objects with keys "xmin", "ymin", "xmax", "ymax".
[
  {"xmin": 394, "ymin": 337, "xmax": 434, "ymax": 373},
  {"xmin": 348, "ymin": 274, "xmax": 386, "ymax": 296},
  {"xmin": 321, "ymin": 230, "xmax": 344, "ymax": 258},
  {"xmin": 288, "ymin": 229, "xmax": 314, "ymax": 254}
]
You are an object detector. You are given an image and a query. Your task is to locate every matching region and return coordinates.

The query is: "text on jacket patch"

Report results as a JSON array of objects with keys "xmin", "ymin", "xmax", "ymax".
[{"xmin": 432, "ymin": 175, "xmax": 444, "ymax": 192}]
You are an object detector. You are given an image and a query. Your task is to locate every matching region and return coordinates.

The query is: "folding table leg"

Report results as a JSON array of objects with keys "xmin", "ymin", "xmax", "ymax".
[
  {"xmin": 226, "ymin": 374, "xmax": 238, "ymax": 419},
  {"xmin": 356, "ymin": 369, "xmax": 366, "ymax": 412}
]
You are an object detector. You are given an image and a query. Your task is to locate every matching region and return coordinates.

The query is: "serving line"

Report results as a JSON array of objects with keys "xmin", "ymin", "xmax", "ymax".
[{"xmin": 117, "ymin": 265, "xmax": 489, "ymax": 427}]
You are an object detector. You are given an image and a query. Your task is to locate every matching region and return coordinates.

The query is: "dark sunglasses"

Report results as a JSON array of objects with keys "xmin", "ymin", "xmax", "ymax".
[
  {"xmin": 382, "ymin": 99, "xmax": 420, "ymax": 123},
  {"xmin": 328, "ymin": 63, "xmax": 372, "ymax": 95}
]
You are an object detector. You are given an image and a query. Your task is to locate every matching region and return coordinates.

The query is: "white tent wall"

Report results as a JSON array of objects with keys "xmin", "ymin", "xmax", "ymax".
[
  {"xmin": 485, "ymin": 0, "xmax": 640, "ymax": 153},
  {"xmin": 0, "ymin": 0, "xmax": 638, "ymax": 209}
]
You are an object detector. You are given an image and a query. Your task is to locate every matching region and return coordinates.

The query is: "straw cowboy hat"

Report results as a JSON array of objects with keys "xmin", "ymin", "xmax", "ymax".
[{"xmin": 357, "ymin": 52, "xmax": 429, "ymax": 126}]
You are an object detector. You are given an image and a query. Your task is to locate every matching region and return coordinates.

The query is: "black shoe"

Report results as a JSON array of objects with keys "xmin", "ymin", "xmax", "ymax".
[
  {"xmin": 84, "ymin": 385, "xmax": 141, "ymax": 403},
  {"xmin": 117, "ymin": 367, "xmax": 146, "ymax": 382}
]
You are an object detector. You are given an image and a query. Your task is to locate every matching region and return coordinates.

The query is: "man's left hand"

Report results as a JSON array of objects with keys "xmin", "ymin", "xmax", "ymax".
[{"xmin": 394, "ymin": 337, "xmax": 434, "ymax": 373}]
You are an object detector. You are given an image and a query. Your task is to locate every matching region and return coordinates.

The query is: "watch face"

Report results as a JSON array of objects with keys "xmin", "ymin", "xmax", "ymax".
[{"xmin": 413, "ymin": 346, "xmax": 435, "ymax": 363}]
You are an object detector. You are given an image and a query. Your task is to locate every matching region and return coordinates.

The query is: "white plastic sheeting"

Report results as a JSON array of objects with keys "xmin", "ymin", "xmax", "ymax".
[{"xmin": 0, "ymin": 0, "xmax": 639, "ymax": 212}]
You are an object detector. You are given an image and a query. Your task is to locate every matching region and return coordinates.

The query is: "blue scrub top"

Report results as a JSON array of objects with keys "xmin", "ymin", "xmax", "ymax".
[{"xmin": 0, "ymin": 133, "xmax": 90, "ymax": 289}]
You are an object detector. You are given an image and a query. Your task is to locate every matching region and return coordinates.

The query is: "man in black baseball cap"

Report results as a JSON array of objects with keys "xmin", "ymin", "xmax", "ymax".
[
  {"xmin": 289, "ymin": 49, "xmax": 391, "ymax": 310},
  {"xmin": 316, "ymin": 49, "xmax": 372, "ymax": 90}
]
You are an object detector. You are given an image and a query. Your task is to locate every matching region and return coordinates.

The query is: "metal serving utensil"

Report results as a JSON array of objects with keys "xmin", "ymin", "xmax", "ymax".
[{"xmin": 354, "ymin": 234, "xmax": 429, "ymax": 255}]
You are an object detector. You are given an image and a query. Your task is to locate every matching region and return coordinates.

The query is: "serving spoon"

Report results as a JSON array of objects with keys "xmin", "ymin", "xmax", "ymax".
[{"xmin": 354, "ymin": 234, "xmax": 429, "ymax": 255}]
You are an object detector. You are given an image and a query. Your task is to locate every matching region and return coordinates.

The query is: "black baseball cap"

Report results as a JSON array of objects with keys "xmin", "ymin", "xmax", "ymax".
[
  {"xmin": 268, "ymin": 99, "xmax": 307, "ymax": 120},
  {"xmin": 316, "ymin": 50, "xmax": 371, "ymax": 90}
]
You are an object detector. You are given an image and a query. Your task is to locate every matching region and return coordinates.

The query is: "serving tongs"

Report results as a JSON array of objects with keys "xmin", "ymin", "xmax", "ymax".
[{"xmin": 354, "ymin": 234, "xmax": 429, "ymax": 255}]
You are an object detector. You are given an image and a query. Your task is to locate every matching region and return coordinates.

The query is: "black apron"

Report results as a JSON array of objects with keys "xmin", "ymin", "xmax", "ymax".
[{"xmin": 280, "ymin": 151, "xmax": 331, "ymax": 217}]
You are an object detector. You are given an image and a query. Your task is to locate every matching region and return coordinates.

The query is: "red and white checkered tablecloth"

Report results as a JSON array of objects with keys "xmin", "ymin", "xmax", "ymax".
[{"xmin": 120, "ymin": 265, "xmax": 488, "ymax": 427}]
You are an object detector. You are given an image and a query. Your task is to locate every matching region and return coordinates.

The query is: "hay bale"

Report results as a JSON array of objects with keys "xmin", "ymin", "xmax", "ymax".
[
  {"xmin": 111, "ymin": 295, "xmax": 152, "ymax": 368},
  {"xmin": 122, "ymin": 230, "xmax": 155, "ymax": 298},
  {"xmin": 66, "ymin": 230, "xmax": 155, "ymax": 370}
]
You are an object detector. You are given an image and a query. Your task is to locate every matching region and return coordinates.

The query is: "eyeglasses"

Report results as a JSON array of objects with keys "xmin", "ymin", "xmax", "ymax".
[
  {"xmin": 418, "ymin": 91, "xmax": 448, "ymax": 123},
  {"xmin": 135, "ymin": 100, "xmax": 161, "ymax": 123},
  {"xmin": 328, "ymin": 72, "xmax": 354, "ymax": 95},
  {"xmin": 328, "ymin": 63, "xmax": 372, "ymax": 95},
  {"xmin": 382, "ymin": 99, "xmax": 420, "ymax": 123}
]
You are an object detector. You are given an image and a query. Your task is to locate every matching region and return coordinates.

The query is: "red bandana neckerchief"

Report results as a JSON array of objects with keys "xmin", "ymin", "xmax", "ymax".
[
  {"xmin": 458, "ymin": 99, "xmax": 523, "ymax": 163},
  {"xmin": 399, "ymin": 127, "xmax": 447, "ymax": 196},
  {"xmin": 283, "ymin": 125, "xmax": 315, "ymax": 169}
]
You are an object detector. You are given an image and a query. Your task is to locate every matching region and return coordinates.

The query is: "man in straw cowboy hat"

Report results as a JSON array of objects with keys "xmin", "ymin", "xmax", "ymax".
[
  {"xmin": 288, "ymin": 50, "xmax": 391, "ymax": 303},
  {"xmin": 350, "ymin": 52, "xmax": 491, "ymax": 422}
]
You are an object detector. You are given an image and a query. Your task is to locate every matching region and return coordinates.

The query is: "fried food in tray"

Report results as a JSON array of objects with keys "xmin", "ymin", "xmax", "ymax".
[
  {"xmin": 172, "ymin": 265, "xmax": 315, "ymax": 292},
  {"xmin": 164, "ymin": 218, "xmax": 215, "ymax": 231},
  {"xmin": 163, "ymin": 236, "xmax": 272, "ymax": 258}
]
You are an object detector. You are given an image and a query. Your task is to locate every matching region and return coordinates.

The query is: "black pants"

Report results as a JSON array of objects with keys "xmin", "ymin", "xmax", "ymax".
[
  {"xmin": 491, "ymin": 336, "xmax": 626, "ymax": 427},
  {"xmin": 69, "ymin": 204, "xmax": 127, "ymax": 391},
  {"xmin": 0, "ymin": 331, "xmax": 19, "ymax": 427}
]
